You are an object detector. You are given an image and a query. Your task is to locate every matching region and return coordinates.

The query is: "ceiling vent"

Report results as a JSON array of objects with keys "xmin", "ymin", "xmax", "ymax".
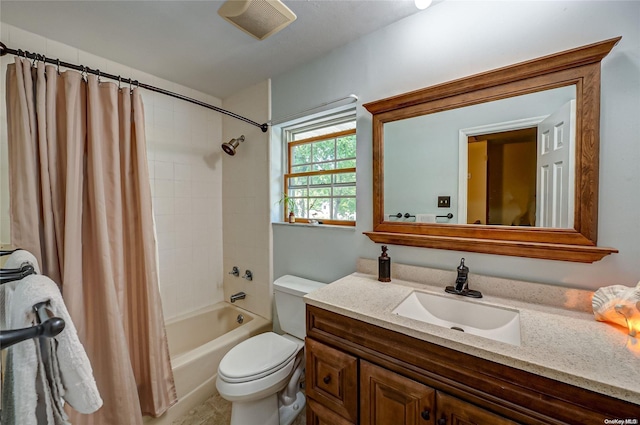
[{"xmin": 218, "ymin": 0, "xmax": 297, "ymax": 40}]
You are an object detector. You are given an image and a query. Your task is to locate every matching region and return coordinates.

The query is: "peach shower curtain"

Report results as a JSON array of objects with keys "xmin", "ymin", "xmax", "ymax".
[{"xmin": 6, "ymin": 58, "xmax": 176, "ymax": 424}]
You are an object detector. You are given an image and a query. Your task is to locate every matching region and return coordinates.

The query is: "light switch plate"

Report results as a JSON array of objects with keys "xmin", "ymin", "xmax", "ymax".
[{"xmin": 438, "ymin": 196, "xmax": 451, "ymax": 208}]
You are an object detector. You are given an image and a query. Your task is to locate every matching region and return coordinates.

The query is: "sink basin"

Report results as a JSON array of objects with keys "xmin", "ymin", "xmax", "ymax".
[{"xmin": 392, "ymin": 291, "xmax": 521, "ymax": 346}]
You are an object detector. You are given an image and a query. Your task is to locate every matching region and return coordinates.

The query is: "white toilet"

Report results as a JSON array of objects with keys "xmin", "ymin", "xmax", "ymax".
[{"xmin": 216, "ymin": 275, "xmax": 324, "ymax": 425}]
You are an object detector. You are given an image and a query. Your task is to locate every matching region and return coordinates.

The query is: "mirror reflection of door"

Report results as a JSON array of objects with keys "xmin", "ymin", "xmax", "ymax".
[
  {"xmin": 383, "ymin": 85, "xmax": 577, "ymax": 227},
  {"xmin": 536, "ymin": 100, "xmax": 576, "ymax": 228},
  {"xmin": 467, "ymin": 128, "xmax": 537, "ymax": 225}
]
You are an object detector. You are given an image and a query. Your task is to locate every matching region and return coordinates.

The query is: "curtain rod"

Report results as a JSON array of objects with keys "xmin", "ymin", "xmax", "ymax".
[{"xmin": 0, "ymin": 42, "xmax": 269, "ymax": 132}]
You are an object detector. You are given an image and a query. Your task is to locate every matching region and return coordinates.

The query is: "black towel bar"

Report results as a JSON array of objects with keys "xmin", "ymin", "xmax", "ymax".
[
  {"xmin": 394, "ymin": 212, "xmax": 454, "ymax": 219},
  {"xmin": 437, "ymin": 213, "xmax": 454, "ymax": 219},
  {"xmin": 0, "ymin": 264, "xmax": 37, "ymax": 284},
  {"xmin": 0, "ymin": 302, "xmax": 65, "ymax": 349}
]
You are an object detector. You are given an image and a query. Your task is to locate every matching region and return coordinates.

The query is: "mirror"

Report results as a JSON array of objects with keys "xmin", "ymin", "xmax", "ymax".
[
  {"xmin": 383, "ymin": 85, "xmax": 576, "ymax": 228},
  {"xmin": 364, "ymin": 37, "xmax": 621, "ymax": 262}
]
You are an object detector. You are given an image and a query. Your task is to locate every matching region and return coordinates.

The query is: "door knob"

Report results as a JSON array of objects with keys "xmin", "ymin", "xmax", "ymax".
[
  {"xmin": 437, "ymin": 418, "xmax": 446, "ymax": 425},
  {"xmin": 421, "ymin": 409, "xmax": 430, "ymax": 420},
  {"xmin": 323, "ymin": 375, "xmax": 331, "ymax": 384}
]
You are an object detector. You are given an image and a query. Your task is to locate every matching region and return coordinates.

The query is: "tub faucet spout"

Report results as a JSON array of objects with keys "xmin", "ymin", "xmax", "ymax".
[{"xmin": 230, "ymin": 291, "xmax": 246, "ymax": 303}]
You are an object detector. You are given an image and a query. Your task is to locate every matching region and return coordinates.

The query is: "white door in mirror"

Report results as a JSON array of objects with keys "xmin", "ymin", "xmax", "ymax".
[{"xmin": 536, "ymin": 100, "xmax": 576, "ymax": 228}]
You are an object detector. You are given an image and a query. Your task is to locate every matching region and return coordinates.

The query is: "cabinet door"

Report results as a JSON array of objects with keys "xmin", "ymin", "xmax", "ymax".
[
  {"xmin": 360, "ymin": 360, "xmax": 436, "ymax": 425},
  {"xmin": 436, "ymin": 392, "xmax": 520, "ymax": 425},
  {"xmin": 306, "ymin": 338, "xmax": 358, "ymax": 423},
  {"xmin": 307, "ymin": 398, "xmax": 356, "ymax": 425}
]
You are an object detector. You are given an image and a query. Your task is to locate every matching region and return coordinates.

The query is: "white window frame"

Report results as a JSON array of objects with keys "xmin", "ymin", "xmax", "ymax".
[{"xmin": 282, "ymin": 110, "xmax": 357, "ymax": 225}]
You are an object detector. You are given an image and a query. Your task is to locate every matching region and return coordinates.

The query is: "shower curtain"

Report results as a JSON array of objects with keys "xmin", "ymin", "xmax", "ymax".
[{"xmin": 5, "ymin": 58, "xmax": 176, "ymax": 424}]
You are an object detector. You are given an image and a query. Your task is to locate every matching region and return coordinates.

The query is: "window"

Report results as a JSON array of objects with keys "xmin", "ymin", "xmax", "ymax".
[{"xmin": 283, "ymin": 113, "xmax": 356, "ymax": 225}]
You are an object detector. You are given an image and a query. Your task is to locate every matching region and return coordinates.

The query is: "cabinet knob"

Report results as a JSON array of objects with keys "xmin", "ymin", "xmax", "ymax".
[
  {"xmin": 421, "ymin": 409, "xmax": 430, "ymax": 420},
  {"xmin": 323, "ymin": 375, "xmax": 331, "ymax": 384},
  {"xmin": 437, "ymin": 418, "xmax": 446, "ymax": 425}
]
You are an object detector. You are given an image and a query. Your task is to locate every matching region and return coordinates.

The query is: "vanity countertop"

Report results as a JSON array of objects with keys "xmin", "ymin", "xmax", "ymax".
[{"xmin": 304, "ymin": 272, "xmax": 640, "ymax": 405}]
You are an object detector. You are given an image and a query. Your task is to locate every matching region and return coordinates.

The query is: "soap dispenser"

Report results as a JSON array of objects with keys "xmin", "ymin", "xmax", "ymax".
[{"xmin": 378, "ymin": 245, "xmax": 391, "ymax": 282}]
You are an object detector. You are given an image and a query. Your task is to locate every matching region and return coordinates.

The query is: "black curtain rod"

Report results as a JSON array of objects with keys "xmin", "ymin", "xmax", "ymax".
[{"xmin": 0, "ymin": 42, "xmax": 268, "ymax": 132}]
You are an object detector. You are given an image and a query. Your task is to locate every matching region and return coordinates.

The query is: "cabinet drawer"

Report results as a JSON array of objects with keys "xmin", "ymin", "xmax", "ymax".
[
  {"xmin": 306, "ymin": 338, "xmax": 358, "ymax": 423},
  {"xmin": 436, "ymin": 392, "xmax": 520, "ymax": 425},
  {"xmin": 307, "ymin": 399, "xmax": 356, "ymax": 425},
  {"xmin": 361, "ymin": 360, "xmax": 436, "ymax": 425}
]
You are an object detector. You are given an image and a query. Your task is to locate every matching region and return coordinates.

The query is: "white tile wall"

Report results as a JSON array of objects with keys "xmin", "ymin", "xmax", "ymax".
[
  {"xmin": 0, "ymin": 23, "xmax": 224, "ymax": 320},
  {"xmin": 221, "ymin": 81, "xmax": 272, "ymax": 320}
]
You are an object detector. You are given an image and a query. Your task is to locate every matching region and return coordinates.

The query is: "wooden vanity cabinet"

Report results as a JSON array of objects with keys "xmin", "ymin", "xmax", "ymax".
[
  {"xmin": 359, "ymin": 360, "xmax": 519, "ymax": 425},
  {"xmin": 305, "ymin": 305, "xmax": 639, "ymax": 425},
  {"xmin": 306, "ymin": 338, "xmax": 358, "ymax": 423},
  {"xmin": 360, "ymin": 359, "xmax": 436, "ymax": 424},
  {"xmin": 436, "ymin": 392, "xmax": 520, "ymax": 425},
  {"xmin": 307, "ymin": 398, "xmax": 356, "ymax": 425}
]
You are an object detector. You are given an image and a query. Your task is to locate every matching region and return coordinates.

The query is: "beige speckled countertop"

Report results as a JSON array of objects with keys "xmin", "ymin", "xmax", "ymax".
[{"xmin": 304, "ymin": 265, "xmax": 640, "ymax": 406}]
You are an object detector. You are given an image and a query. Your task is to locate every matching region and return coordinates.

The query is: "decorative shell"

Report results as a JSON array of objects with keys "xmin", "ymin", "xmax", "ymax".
[{"xmin": 592, "ymin": 281, "xmax": 640, "ymax": 337}]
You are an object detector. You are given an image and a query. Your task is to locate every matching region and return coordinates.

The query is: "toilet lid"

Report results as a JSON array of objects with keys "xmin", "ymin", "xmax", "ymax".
[{"xmin": 218, "ymin": 332, "xmax": 299, "ymax": 383}]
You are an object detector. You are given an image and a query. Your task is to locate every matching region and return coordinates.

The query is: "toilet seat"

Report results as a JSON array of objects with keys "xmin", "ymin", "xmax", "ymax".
[{"xmin": 218, "ymin": 332, "xmax": 300, "ymax": 384}]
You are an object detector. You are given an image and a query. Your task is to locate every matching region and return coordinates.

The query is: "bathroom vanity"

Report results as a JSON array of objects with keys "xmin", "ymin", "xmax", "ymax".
[{"xmin": 303, "ymin": 264, "xmax": 640, "ymax": 425}]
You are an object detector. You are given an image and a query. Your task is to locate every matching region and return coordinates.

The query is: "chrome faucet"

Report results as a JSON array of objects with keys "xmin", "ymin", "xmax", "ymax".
[
  {"xmin": 445, "ymin": 258, "xmax": 482, "ymax": 298},
  {"xmin": 230, "ymin": 291, "xmax": 246, "ymax": 303}
]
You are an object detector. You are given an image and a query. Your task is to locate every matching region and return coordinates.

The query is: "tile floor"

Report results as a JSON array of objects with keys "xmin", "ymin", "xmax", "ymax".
[{"xmin": 171, "ymin": 393, "xmax": 306, "ymax": 425}]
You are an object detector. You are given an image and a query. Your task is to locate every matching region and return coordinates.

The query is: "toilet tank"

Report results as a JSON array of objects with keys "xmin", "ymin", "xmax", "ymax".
[{"xmin": 274, "ymin": 275, "xmax": 325, "ymax": 340}]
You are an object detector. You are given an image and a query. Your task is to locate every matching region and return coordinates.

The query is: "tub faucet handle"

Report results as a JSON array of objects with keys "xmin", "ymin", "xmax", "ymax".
[
  {"xmin": 230, "ymin": 291, "xmax": 246, "ymax": 303},
  {"xmin": 229, "ymin": 266, "xmax": 239, "ymax": 277},
  {"xmin": 242, "ymin": 270, "xmax": 253, "ymax": 281}
]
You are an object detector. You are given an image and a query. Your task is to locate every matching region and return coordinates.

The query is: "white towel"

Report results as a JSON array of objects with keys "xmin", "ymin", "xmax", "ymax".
[
  {"xmin": 1, "ymin": 275, "xmax": 102, "ymax": 425},
  {"xmin": 1, "ymin": 249, "xmax": 41, "ymax": 330},
  {"xmin": 3, "ymin": 249, "xmax": 41, "ymax": 273},
  {"xmin": 415, "ymin": 214, "xmax": 436, "ymax": 223}
]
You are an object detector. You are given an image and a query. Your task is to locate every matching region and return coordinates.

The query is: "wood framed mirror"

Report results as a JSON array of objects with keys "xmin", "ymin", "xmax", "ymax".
[{"xmin": 364, "ymin": 37, "xmax": 621, "ymax": 263}]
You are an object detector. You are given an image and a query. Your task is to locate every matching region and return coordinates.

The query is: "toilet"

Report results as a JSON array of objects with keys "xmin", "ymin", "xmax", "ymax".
[{"xmin": 216, "ymin": 275, "xmax": 325, "ymax": 425}]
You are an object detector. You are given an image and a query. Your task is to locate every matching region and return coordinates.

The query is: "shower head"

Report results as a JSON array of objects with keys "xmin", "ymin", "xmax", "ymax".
[{"xmin": 221, "ymin": 135, "xmax": 245, "ymax": 156}]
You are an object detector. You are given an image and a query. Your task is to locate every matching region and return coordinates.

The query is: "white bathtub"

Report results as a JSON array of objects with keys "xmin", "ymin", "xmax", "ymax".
[{"xmin": 144, "ymin": 303, "xmax": 271, "ymax": 424}]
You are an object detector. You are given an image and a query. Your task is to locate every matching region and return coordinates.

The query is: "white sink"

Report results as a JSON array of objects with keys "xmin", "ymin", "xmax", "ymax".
[{"xmin": 392, "ymin": 291, "xmax": 521, "ymax": 346}]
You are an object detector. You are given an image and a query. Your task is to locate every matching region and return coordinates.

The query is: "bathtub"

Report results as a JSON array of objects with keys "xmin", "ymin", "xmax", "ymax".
[{"xmin": 144, "ymin": 302, "xmax": 271, "ymax": 424}]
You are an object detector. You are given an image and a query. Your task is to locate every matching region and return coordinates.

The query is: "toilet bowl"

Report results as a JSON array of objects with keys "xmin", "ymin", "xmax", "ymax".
[{"xmin": 216, "ymin": 275, "xmax": 325, "ymax": 425}]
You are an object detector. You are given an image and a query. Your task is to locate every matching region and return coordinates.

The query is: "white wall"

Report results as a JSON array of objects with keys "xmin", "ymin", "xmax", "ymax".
[
  {"xmin": 221, "ymin": 80, "xmax": 272, "ymax": 320},
  {"xmin": 272, "ymin": 1, "xmax": 640, "ymax": 290},
  {"xmin": 0, "ymin": 23, "xmax": 224, "ymax": 320}
]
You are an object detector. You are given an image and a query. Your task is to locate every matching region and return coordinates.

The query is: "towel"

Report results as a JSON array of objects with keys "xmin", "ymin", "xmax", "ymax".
[
  {"xmin": 1, "ymin": 275, "xmax": 102, "ymax": 425},
  {"xmin": 1, "ymin": 249, "xmax": 41, "ymax": 330},
  {"xmin": 415, "ymin": 213, "xmax": 436, "ymax": 223},
  {"xmin": 2, "ymin": 249, "xmax": 41, "ymax": 273}
]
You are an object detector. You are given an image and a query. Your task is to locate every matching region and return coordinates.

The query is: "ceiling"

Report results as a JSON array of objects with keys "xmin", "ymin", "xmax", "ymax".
[{"xmin": 0, "ymin": 0, "xmax": 429, "ymax": 99}]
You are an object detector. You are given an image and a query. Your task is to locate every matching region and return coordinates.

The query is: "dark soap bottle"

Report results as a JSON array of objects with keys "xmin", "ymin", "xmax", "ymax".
[{"xmin": 378, "ymin": 245, "xmax": 391, "ymax": 282}]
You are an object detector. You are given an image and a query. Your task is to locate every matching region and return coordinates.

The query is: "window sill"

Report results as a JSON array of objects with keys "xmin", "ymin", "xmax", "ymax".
[{"xmin": 272, "ymin": 222, "xmax": 357, "ymax": 231}]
